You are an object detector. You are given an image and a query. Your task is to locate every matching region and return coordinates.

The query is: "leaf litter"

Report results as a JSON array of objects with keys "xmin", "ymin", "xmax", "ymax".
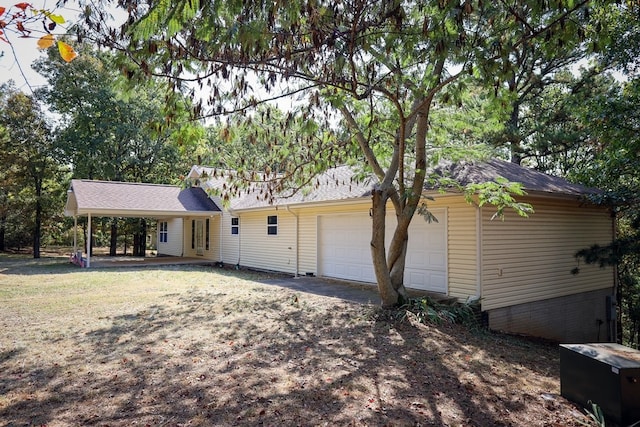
[{"xmin": 0, "ymin": 260, "xmax": 596, "ymax": 426}]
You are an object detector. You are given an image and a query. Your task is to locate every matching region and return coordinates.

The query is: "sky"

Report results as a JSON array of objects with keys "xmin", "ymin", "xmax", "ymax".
[{"xmin": 0, "ymin": 0, "xmax": 84, "ymax": 92}]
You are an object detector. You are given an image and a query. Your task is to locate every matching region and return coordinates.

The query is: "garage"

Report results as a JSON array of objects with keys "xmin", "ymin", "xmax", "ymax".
[{"xmin": 317, "ymin": 209, "xmax": 447, "ymax": 293}]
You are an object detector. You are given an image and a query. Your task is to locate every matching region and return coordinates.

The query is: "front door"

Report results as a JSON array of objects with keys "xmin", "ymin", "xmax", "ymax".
[{"xmin": 195, "ymin": 220, "xmax": 204, "ymax": 256}]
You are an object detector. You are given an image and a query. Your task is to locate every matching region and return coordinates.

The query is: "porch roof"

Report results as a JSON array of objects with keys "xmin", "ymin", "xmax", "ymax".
[{"xmin": 64, "ymin": 179, "xmax": 221, "ymax": 218}]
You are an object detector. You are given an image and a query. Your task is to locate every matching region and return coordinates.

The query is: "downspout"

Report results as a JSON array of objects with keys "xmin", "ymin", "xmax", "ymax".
[
  {"xmin": 476, "ymin": 205, "xmax": 482, "ymax": 300},
  {"xmin": 219, "ymin": 213, "xmax": 223, "ymax": 264},
  {"xmin": 286, "ymin": 205, "xmax": 299, "ymax": 277}
]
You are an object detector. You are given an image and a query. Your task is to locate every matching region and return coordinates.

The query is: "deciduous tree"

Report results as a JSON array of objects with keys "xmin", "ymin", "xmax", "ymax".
[
  {"xmin": 0, "ymin": 84, "xmax": 60, "ymax": 257},
  {"xmin": 35, "ymin": 45, "xmax": 206, "ymax": 256}
]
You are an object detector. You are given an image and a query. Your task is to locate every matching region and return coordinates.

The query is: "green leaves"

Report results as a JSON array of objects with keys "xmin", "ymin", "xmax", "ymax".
[{"xmin": 465, "ymin": 177, "xmax": 534, "ymax": 220}]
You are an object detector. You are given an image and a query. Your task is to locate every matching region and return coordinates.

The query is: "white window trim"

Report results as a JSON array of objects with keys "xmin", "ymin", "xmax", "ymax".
[{"xmin": 267, "ymin": 215, "xmax": 278, "ymax": 236}]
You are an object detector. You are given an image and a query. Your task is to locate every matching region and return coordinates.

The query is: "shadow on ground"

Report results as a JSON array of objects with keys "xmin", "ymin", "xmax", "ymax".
[{"xmin": 0, "ymin": 278, "xmax": 577, "ymax": 427}]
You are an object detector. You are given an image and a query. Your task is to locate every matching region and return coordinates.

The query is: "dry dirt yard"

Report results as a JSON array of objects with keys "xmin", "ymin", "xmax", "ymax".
[{"xmin": 0, "ymin": 254, "xmax": 598, "ymax": 426}]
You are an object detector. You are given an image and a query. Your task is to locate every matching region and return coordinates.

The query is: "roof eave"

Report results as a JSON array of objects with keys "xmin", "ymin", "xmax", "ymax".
[{"xmin": 68, "ymin": 209, "xmax": 220, "ymax": 218}]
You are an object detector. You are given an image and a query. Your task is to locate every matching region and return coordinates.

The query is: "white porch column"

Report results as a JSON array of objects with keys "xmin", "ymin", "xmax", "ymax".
[
  {"xmin": 86, "ymin": 212, "xmax": 91, "ymax": 268},
  {"xmin": 73, "ymin": 216, "xmax": 78, "ymax": 255}
]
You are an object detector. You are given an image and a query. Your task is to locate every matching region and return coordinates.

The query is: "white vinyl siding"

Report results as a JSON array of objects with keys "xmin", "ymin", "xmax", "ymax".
[
  {"xmin": 441, "ymin": 196, "xmax": 479, "ymax": 300},
  {"xmin": 236, "ymin": 210, "xmax": 297, "ymax": 274},
  {"xmin": 221, "ymin": 214, "xmax": 240, "ymax": 265},
  {"xmin": 156, "ymin": 218, "xmax": 183, "ymax": 256},
  {"xmin": 480, "ymin": 197, "xmax": 614, "ymax": 311}
]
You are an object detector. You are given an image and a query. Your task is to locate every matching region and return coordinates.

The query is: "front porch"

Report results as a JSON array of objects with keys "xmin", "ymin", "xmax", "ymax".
[{"xmin": 83, "ymin": 255, "xmax": 216, "ymax": 268}]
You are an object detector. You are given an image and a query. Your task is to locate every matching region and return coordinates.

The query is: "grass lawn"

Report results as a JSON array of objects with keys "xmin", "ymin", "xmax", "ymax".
[{"xmin": 0, "ymin": 253, "xmax": 593, "ymax": 426}]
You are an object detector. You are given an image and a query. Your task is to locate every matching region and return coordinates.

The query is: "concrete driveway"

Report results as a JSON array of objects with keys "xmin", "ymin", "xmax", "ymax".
[
  {"xmin": 87, "ymin": 255, "xmax": 382, "ymax": 305},
  {"xmin": 257, "ymin": 276, "xmax": 382, "ymax": 305}
]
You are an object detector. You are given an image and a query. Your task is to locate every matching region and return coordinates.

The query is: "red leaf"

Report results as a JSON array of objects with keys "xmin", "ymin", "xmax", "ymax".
[
  {"xmin": 14, "ymin": 2, "xmax": 31, "ymax": 10},
  {"xmin": 0, "ymin": 7, "xmax": 6, "ymax": 16}
]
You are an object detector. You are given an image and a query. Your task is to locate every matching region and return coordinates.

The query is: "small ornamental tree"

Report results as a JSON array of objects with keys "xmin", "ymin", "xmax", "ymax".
[{"xmin": 82, "ymin": 0, "xmax": 594, "ymax": 306}]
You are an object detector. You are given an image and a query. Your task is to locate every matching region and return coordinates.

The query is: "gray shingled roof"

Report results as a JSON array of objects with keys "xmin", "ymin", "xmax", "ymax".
[
  {"xmin": 192, "ymin": 158, "xmax": 597, "ymax": 211},
  {"xmin": 65, "ymin": 179, "xmax": 220, "ymax": 217},
  {"xmin": 433, "ymin": 158, "xmax": 598, "ymax": 196},
  {"xmin": 194, "ymin": 165, "xmax": 376, "ymax": 210}
]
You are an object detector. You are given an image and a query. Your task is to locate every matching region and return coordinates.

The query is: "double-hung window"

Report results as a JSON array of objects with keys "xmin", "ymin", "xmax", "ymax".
[
  {"xmin": 159, "ymin": 221, "xmax": 168, "ymax": 243},
  {"xmin": 267, "ymin": 215, "xmax": 278, "ymax": 235},
  {"xmin": 231, "ymin": 217, "xmax": 239, "ymax": 235}
]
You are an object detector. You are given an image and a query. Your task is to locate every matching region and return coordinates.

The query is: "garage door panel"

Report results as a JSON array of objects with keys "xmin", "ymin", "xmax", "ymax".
[{"xmin": 319, "ymin": 214, "xmax": 374, "ymax": 283}]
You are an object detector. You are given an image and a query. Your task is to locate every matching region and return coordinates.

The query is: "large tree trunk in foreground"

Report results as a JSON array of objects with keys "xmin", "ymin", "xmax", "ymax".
[
  {"xmin": 371, "ymin": 187, "xmax": 397, "ymax": 307},
  {"xmin": 371, "ymin": 187, "xmax": 411, "ymax": 307}
]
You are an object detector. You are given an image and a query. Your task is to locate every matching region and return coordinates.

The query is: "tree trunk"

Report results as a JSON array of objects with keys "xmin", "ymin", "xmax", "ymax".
[
  {"xmin": 371, "ymin": 187, "xmax": 399, "ymax": 307},
  {"xmin": 387, "ymin": 219, "xmax": 409, "ymax": 301},
  {"xmin": 0, "ymin": 212, "xmax": 5, "ymax": 252},
  {"xmin": 508, "ymin": 74, "xmax": 523, "ymax": 165},
  {"xmin": 139, "ymin": 219, "xmax": 147, "ymax": 256},
  {"xmin": 110, "ymin": 219, "xmax": 118, "ymax": 256},
  {"xmin": 32, "ymin": 204, "xmax": 41, "ymax": 258},
  {"xmin": 133, "ymin": 233, "xmax": 140, "ymax": 256},
  {"xmin": 133, "ymin": 218, "xmax": 147, "ymax": 257},
  {"xmin": 133, "ymin": 219, "xmax": 146, "ymax": 256},
  {"xmin": 32, "ymin": 180, "xmax": 42, "ymax": 259}
]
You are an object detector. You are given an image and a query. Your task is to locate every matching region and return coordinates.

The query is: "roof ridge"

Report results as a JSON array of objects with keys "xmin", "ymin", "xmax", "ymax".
[{"xmin": 73, "ymin": 179, "xmax": 179, "ymax": 188}]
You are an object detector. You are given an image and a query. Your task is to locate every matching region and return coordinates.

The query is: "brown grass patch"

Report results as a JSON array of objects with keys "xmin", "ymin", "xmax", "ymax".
[{"xmin": 0, "ymin": 254, "xmax": 594, "ymax": 426}]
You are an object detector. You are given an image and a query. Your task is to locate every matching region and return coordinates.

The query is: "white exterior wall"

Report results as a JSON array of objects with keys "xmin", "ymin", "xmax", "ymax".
[
  {"xmin": 156, "ymin": 218, "xmax": 184, "ymax": 256},
  {"xmin": 439, "ymin": 196, "xmax": 479, "ymax": 301},
  {"xmin": 480, "ymin": 197, "xmax": 614, "ymax": 311},
  {"xmin": 220, "ymin": 213, "xmax": 241, "ymax": 265},
  {"xmin": 232, "ymin": 209, "xmax": 298, "ymax": 274}
]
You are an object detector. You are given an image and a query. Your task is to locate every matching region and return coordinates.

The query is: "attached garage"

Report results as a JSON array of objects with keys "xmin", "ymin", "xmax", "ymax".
[{"xmin": 317, "ymin": 208, "xmax": 447, "ymax": 293}]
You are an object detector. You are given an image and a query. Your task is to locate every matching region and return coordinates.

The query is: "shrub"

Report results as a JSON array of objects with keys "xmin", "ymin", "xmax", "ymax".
[{"xmin": 399, "ymin": 295, "xmax": 481, "ymax": 328}]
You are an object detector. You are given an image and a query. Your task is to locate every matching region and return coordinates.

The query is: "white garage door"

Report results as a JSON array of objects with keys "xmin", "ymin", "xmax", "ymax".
[
  {"xmin": 404, "ymin": 208, "xmax": 447, "ymax": 293},
  {"xmin": 318, "ymin": 209, "xmax": 447, "ymax": 293},
  {"xmin": 318, "ymin": 213, "xmax": 376, "ymax": 283}
]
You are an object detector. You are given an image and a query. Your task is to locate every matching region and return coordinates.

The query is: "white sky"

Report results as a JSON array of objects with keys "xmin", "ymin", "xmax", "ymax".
[{"xmin": 0, "ymin": 0, "xmax": 84, "ymax": 92}]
